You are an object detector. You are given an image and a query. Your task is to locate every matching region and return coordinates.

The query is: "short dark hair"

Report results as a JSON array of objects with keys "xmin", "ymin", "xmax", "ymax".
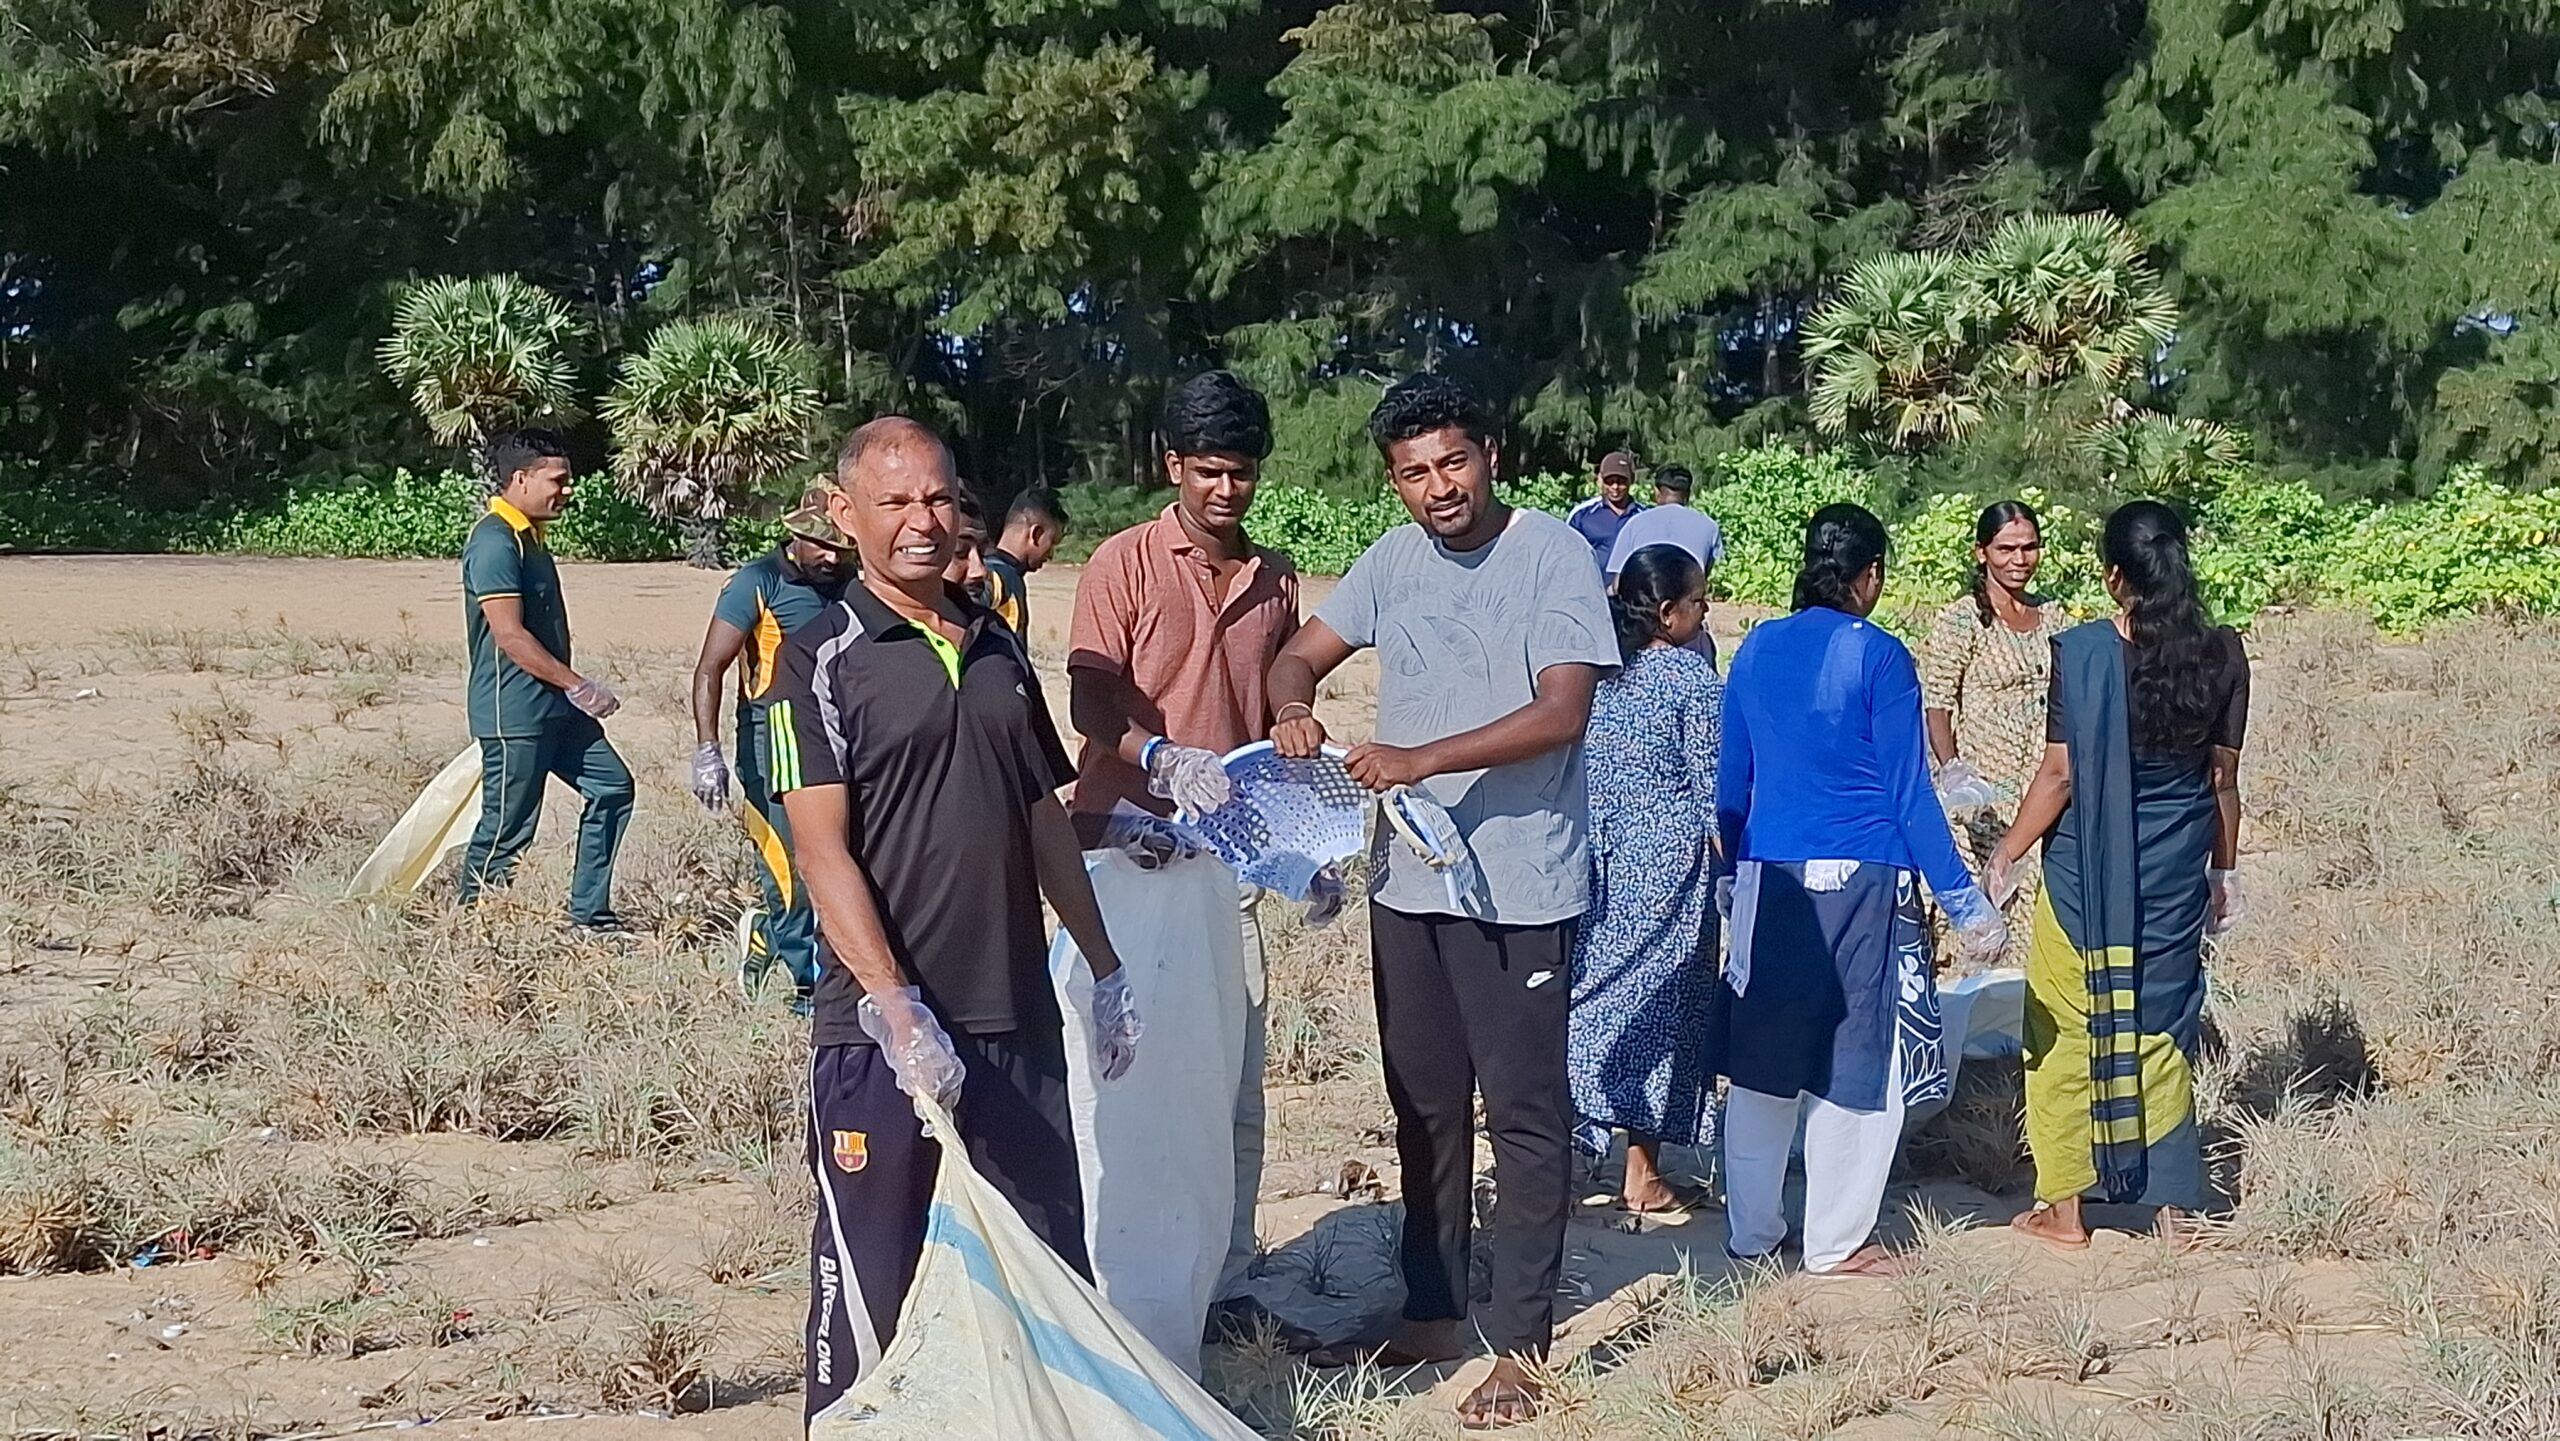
[
  {"xmin": 955, "ymin": 489, "xmax": 987, "ymax": 527},
  {"xmin": 1161, "ymin": 370, "xmax": 1273, "ymax": 459},
  {"xmin": 1652, "ymin": 464, "xmax": 1695, "ymax": 500},
  {"xmin": 485, "ymin": 428, "xmax": 570, "ymax": 491},
  {"xmin": 1367, "ymin": 373, "xmax": 1495, "ymax": 454},
  {"xmin": 1006, "ymin": 488, "xmax": 1068, "ymax": 532}
]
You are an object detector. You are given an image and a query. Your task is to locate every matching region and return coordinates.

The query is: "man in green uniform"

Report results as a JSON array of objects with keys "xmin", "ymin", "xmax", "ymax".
[
  {"xmin": 688, "ymin": 486, "xmax": 854, "ymax": 1003},
  {"xmin": 458, "ymin": 429, "xmax": 634, "ymax": 929},
  {"xmin": 984, "ymin": 488, "xmax": 1066, "ymax": 645}
]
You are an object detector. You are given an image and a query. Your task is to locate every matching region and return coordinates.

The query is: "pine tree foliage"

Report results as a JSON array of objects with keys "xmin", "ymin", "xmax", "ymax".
[{"xmin": 5, "ymin": 0, "xmax": 2559, "ymax": 504}]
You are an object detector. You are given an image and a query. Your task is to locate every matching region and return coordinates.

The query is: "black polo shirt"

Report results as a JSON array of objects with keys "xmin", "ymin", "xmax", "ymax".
[{"xmin": 766, "ymin": 580, "xmax": 1075, "ymax": 1047}]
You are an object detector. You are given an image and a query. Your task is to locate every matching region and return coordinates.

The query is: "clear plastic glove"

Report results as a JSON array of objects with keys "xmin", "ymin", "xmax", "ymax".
[
  {"xmin": 1716, "ymin": 875, "xmax": 1735, "ymax": 920},
  {"xmin": 1099, "ymin": 811, "xmax": 1200, "ymax": 872},
  {"xmin": 1089, "ymin": 968, "xmax": 1141, "ymax": 1082},
  {"xmin": 565, "ymin": 677, "xmax": 621, "ymax": 720},
  {"xmin": 1935, "ymin": 758, "xmax": 1999, "ymax": 813},
  {"xmin": 856, "ymin": 986, "xmax": 965, "ymax": 1113},
  {"xmin": 1301, "ymin": 864, "xmax": 1346, "ymax": 928},
  {"xmin": 1147, "ymin": 742, "xmax": 1233, "ymax": 817},
  {"xmin": 1984, "ymin": 851, "xmax": 2022, "ymax": 908},
  {"xmin": 690, "ymin": 741, "xmax": 731, "ymax": 812},
  {"xmin": 2208, "ymin": 867, "xmax": 2244, "ymax": 935},
  {"xmin": 1938, "ymin": 883, "xmax": 2012, "ymax": 961}
]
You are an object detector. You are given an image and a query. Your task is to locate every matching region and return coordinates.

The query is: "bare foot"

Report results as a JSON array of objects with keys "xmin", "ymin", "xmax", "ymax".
[
  {"xmin": 1621, "ymin": 1178, "xmax": 1685, "ymax": 1213},
  {"xmin": 2154, "ymin": 1206, "xmax": 2206, "ymax": 1251},
  {"xmin": 1621, "ymin": 1138, "xmax": 1684, "ymax": 1212},
  {"xmin": 1458, "ymin": 1356, "xmax": 1544, "ymax": 1430},
  {"xmin": 2011, "ymin": 1201, "xmax": 2092, "ymax": 1250},
  {"xmin": 1811, "ymin": 1243, "xmax": 1910, "ymax": 1277}
]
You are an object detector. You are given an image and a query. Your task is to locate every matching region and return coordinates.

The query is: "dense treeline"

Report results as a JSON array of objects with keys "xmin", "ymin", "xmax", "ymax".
[{"xmin": 5, "ymin": 0, "xmax": 2558, "ymax": 517}]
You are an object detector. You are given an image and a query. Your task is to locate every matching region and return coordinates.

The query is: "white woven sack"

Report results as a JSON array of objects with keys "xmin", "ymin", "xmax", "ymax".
[{"xmin": 813, "ymin": 1094, "xmax": 1262, "ymax": 1440}]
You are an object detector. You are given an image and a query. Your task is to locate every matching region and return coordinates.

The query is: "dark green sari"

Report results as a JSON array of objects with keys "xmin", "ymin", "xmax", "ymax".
[{"xmin": 2025, "ymin": 621, "xmax": 2223, "ymax": 1211}]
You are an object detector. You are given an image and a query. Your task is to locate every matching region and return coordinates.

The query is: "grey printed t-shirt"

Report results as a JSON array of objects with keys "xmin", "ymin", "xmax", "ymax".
[{"xmin": 1318, "ymin": 509, "xmax": 1618, "ymax": 925}]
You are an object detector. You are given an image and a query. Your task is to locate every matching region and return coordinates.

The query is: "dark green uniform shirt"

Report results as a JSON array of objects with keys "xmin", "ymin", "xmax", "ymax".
[
  {"xmin": 712, "ymin": 546, "xmax": 848, "ymax": 715},
  {"xmin": 462, "ymin": 498, "xmax": 575, "ymax": 738},
  {"xmin": 984, "ymin": 548, "xmax": 1029, "ymax": 643}
]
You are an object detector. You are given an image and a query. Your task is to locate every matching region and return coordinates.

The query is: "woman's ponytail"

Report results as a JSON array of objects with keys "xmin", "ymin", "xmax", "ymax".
[
  {"xmin": 1792, "ymin": 503, "xmax": 1891, "ymax": 614},
  {"xmin": 1610, "ymin": 544, "xmax": 1705, "ymax": 660}
]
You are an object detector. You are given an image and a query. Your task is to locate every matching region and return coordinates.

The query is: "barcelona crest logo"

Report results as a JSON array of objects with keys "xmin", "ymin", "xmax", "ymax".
[{"xmin": 831, "ymin": 1129, "xmax": 869, "ymax": 1173}]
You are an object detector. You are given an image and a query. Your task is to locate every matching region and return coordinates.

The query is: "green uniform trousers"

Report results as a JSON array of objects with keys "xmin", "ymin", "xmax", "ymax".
[
  {"xmin": 459, "ymin": 714, "xmax": 633, "ymax": 926},
  {"xmin": 737, "ymin": 711, "xmax": 820, "ymax": 1006}
]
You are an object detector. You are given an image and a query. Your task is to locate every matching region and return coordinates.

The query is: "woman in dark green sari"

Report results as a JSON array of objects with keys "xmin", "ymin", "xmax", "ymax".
[{"xmin": 1989, "ymin": 502, "xmax": 2248, "ymax": 1247}]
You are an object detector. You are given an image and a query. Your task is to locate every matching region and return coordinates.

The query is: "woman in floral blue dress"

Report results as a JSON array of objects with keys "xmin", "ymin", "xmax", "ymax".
[{"xmin": 1570, "ymin": 543, "xmax": 1724, "ymax": 1212}]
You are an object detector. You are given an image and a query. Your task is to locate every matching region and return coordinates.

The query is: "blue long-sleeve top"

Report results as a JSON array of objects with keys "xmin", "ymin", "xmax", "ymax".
[{"xmin": 1715, "ymin": 605, "xmax": 1975, "ymax": 899}]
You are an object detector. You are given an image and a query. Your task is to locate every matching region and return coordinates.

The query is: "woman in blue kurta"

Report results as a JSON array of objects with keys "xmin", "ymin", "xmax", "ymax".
[
  {"xmin": 1716, "ymin": 504, "xmax": 2009, "ymax": 1276},
  {"xmin": 1569, "ymin": 544, "xmax": 1723, "ymax": 1212},
  {"xmin": 1990, "ymin": 501, "xmax": 2248, "ymax": 1248}
]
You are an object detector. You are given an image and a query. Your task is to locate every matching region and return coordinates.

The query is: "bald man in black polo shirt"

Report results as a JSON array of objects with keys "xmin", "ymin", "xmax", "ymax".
[{"xmin": 769, "ymin": 417, "xmax": 1142, "ymax": 1426}]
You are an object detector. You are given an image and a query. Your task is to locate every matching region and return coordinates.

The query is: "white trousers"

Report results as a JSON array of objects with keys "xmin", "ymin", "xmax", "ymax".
[
  {"xmin": 1721, "ymin": 1049, "xmax": 1906, "ymax": 1273},
  {"xmin": 1216, "ymin": 884, "xmax": 1269, "ymax": 1302},
  {"xmin": 1053, "ymin": 852, "xmax": 1249, "ymax": 1377}
]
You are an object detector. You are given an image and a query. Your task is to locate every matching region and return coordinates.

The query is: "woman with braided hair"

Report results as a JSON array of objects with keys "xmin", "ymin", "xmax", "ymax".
[{"xmin": 1916, "ymin": 501, "xmax": 2069, "ymax": 969}]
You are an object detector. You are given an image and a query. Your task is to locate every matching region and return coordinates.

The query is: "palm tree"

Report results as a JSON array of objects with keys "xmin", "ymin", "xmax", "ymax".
[
  {"xmin": 2080, "ymin": 413, "xmax": 2250, "ymax": 496},
  {"xmin": 1803, "ymin": 250, "xmax": 1989, "ymax": 450},
  {"xmin": 604, "ymin": 315, "xmax": 822, "ymax": 568},
  {"xmin": 1969, "ymin": 213, "xmax": 2177, "ymax": 401},
  {"xmin": 377, "ymin": 275, "xmax": 584, "ymax": 479}
]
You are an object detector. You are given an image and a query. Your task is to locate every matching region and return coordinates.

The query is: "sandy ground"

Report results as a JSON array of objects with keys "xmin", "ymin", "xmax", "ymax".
[{"xmin": 0, "ymin": 556, "xmax": 2377, "ymax": 1440}]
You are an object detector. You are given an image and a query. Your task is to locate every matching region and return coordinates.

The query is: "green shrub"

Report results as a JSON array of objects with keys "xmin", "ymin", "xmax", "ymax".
[
  {"xmin": 1501, "ymin": 471, "xmax": 1581, "ymax": 519},
  {"xmin": 1242, "ymin": 481, "xmax": 1409, "ymax": 576},
  {"xmin": 1695, "ymin": 444, "xmax": 1879, "ymax": 607},
  {"xmin": 17, "ymin": 449, "xmax": 2560, "ymax": 637},
  {"xmin": 2321, "ymin": 467, "xmax": 2560, "ymax": 633},
  {"xmin": 220, "ymin": 469, "xmax": 481, "ymax": 557},
  {"xmin": 212, "ymin": 469, "xmax": 685, "ymax": 562},
  {"xmin": 1873, "ymin": 487, "xmax": 2109, "ymax": 634},
  {"xmin": 2191, "ymin": 470, "xmax": 2353, "ymax": 623},
  {"xmin": 0, "ymin": 475, "xmax": 225, "ymax": 553},
  {"xmin": 547, "ymin": 484, "xmax": 681, "ymax": 562}
]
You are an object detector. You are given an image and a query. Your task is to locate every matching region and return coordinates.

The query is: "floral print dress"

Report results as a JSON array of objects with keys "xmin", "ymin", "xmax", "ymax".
[
  {"xmin": 1916, "ymin": 595, "xmax": 2071, "ymax": 971},
  {"xmin": 1568, "ymin": 645, "xmax": 1724, "ymax": 1153}
]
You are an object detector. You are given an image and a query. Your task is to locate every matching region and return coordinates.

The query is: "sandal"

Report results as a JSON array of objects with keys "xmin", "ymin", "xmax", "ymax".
[
  {"xmin": 1811, "ymin": 1243, "xmax": 1910, "ymax": 1278},
  {"xmin": 1458, "ymin": 1377, "xmax": 1543, "ymax": 1430},
  {"xmin": 1621, "ymin": 1181, "xmax": 1712, "ymax": 1216},
  {"xmin": 2010, "ymin": 1203, "xmax": 2092, "ymax": 1252}
]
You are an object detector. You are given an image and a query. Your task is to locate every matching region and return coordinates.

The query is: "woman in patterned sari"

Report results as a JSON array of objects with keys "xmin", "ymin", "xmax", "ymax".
[
  {"xmin": 1990, "ymin": 501, "xmax": 2248, "ymax": 1247},
  {"xmin": 1918, "ymin": 501, "xmax": 2070, "ymax": 971}
]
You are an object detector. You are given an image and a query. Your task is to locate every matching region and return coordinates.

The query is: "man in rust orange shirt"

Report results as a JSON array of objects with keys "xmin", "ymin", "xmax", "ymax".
[{"xmin": 1067, "ymin": 370, "xmax": 1313, "ymax": 1348}]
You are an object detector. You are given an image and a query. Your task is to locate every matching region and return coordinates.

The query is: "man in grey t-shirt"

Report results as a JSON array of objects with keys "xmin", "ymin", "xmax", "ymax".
[{"xmin": 1267, "ymin": 374, "xmax": 1614, "ymax": 1430}]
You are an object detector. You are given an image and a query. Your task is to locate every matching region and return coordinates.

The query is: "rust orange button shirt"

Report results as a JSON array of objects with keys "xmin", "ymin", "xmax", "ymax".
[{"xmin": 1066, "ymin": 506, "xmax": 1300, "ymax": 845}]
